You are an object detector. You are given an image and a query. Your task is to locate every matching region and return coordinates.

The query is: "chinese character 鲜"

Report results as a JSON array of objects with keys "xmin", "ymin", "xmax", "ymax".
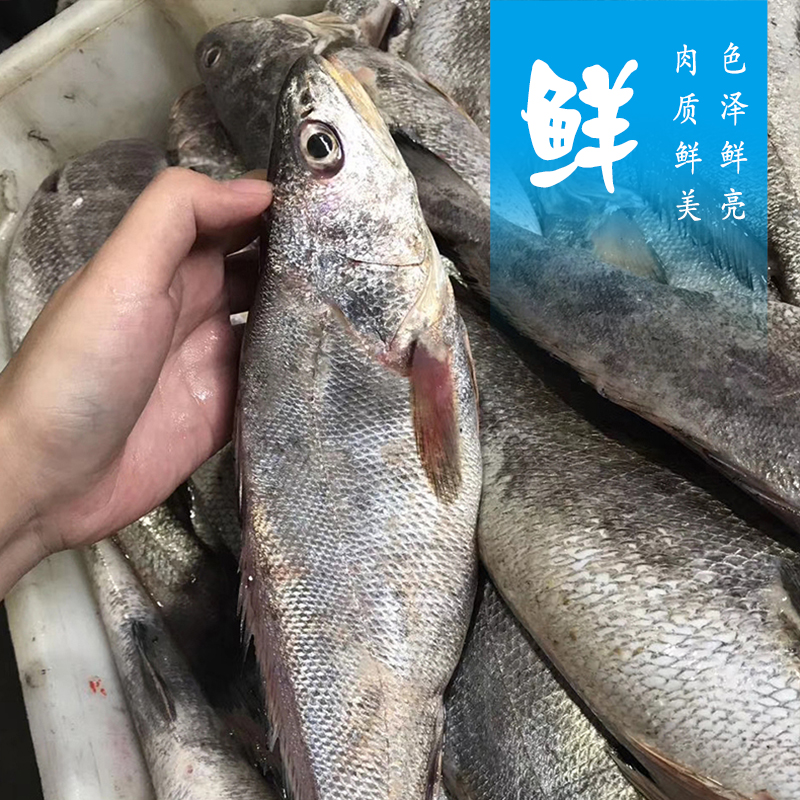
[
  {"xmin": 723, "ymin": 43, "xmax": 745, "ymax": 74},
  {"xmin": 722, "ymin": 188, "xmax": 745, "ymax": 220},
  {"xmin": 677, "ymin": 44, "xmax": 697, "ymax": 76},
  {"xmin": 675, "ymin": 141, "xmax": 701, "ymax": 174},
  {"xmin": 523, "ymin": 59, "xmax": 638, "ymax": 193},
  {"xmin": 720, "ymin": 141, "xmax": 746, "ymax": 174},
  {"xmin": 674, "ymin": 94, "xmax": 698, "ymax": 125},
  {"xmin": 677, "ymin": 189, "xmax": 701, "ymax": 221},
  {"xmin": 721, "ymin": 93, "xmax": 747, "ymax": 125}
]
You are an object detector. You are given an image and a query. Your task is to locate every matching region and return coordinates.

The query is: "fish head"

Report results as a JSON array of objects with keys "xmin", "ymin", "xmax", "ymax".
[
  {"xmin": 267, "ymin": 53, "xmax": 449, "ymax": 369},
  {"xmin": 195, "ymin": 18, "xmax": 319, "ymax": 168}
]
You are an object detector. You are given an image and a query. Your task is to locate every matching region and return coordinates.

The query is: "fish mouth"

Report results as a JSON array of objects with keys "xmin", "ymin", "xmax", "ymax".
[{"xmin": 346, "ymin": 254, "xmax": 428, "ymax": 269}]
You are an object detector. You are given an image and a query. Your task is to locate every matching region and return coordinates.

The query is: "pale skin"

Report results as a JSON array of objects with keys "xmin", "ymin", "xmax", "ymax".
[{"xmin": 0, "ymin": 168, "xmax": 273, "ymax": 598}]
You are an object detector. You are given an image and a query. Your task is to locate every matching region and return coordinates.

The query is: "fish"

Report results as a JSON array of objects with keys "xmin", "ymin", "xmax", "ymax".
[
  {"xmin": 443, "ymin": 576, "xmax": 643, "ymax": 800},
  {"xmin": 167, "ymin": 86, "xmax": 246, "ymax": 180},
  {"xmin": 113, "ymin": 485, "xmax": 276, "ymax": 777},
  {"xmin": 459, "ymin": 297, "xmax": 800, "ymax": 800},
  {"xmin": 236, "ymin": 54, "xmax": 482, "ymax": 800},
  {"xmin": 85, "ymin": 539, "xmax": 278, "ymax": 800},
  {"xmin": 195, "ymin": 16, "xmax": 361, "ymax": 171},
  {"xmin": 2, "ymin": 139, "xmax": 166, "ymax": 350},
  {"xmin": 767, "ymin": 0, "xmax": 800, "ymax": 306},
  {"xmin": 535, "ymin": 178, "xmax": 765, "ymax": 302},
  {"xmin": 189, "ymin": 442, "xmax": 243, "ymax": 556},
  {"xmin": 487, "ymin": 214, "xmax": 800, "ymax": 533},
  {"xmin": 405, "ymin": 0, "xmax": 490, "ymax": 135}
]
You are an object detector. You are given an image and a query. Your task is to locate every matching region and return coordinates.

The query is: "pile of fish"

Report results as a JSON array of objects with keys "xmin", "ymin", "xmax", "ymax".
[{"xmin": 3, "ymin": 2, "xmax": 800, "ymax": 799}]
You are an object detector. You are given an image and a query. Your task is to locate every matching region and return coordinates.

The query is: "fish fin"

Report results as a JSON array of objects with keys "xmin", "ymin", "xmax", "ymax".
[
  {"xmin": 409, "ymin": 334, "xmax": 462, "ymax": 503},
  {"xmin": 425, "ymin": 704, "xmax": 445, "ymax": 800},
  {"xmin": 130, "ymin": 619, "xmax": 177, "ymax": 724},
  {"xmin": 355, "ymin": 0, "xmax": 396, "ymax": 48},
  {"xmin": 460, "ymin": 324, "xmax": 479, "ymax": 418},
  {"xmin": 607, "ymin": 744, "xmax": 676, "ymax": 800},
  {"xmin": 623, "ymin": 737, "xmax": 753, "ymax": 800},
  {"xmin": 589, "ymin": 209, "xmax": 668, "ymax": 284},
  {"xmin": 700, "ymin": 450, "xmax": 800, "ymax": 534},
  {"xmin": 239, "ymin": 525, "xmax": 319, "ymax": 800}
]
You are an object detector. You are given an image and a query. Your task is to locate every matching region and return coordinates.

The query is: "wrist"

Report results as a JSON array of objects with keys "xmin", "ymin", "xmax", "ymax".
[{"xmin": 0, "ymin": 394, "xmax": 49, "ymax": 596}]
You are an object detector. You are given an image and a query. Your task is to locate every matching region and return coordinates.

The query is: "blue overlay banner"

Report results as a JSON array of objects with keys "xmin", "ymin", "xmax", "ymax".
[{"xmin": 490, "ymin": 0, "xmax": 767, "ymax": 308}]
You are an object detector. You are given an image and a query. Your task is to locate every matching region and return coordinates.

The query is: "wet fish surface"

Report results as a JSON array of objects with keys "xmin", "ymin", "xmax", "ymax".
[
  {"xmin": 444, "ymin": 576, "xmax": 642, "ymax": 800},
  {"xmin": 196, "ymin": 18, "xmax": 524, "ymax": 228},
  {"xmin": 3, "ymin": 139, "xmax": 166, "ymax": 350},
  {"xmin": 768, "ymin": 0, "xmax": 800, "ymax": 306},
  {"xmin": 85, "ymin": 539, "xmax": 277, "ymax": 800},
  {"xmin": 487, "ymin": 215, "xmax": 800, "ymax": 533},
  {"xmin": 236, "ymin": 54, "xmax": 481, "ymax": 800},
  {"xmin": 460, "ymin": 298, "xmax": 800, "ymax": 800},
  {"xmin": 405, "ymin": 0, "xmax": 490, "ymax": 134}
]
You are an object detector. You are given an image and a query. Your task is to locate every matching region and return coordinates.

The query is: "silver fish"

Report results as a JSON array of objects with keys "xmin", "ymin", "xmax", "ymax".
[
  {"xmin": 461, "ymin": 299, "xmax": 800, "ymax": 800},
  {"xmin": 236, "ymin": 55, "xmax": 481, "ymax": 800},
  {"xmin": 488, "ymin": 215, "xmax": 800, "ymax": 533},
  {"xmin": 444, "ymin": 576, "xmax": 642, "ymax": 800},
  {"xmin": 767, "ymin": 0, "xmax": 800, "ymax": 306},
  {"xmin": 114, "ymin": 486, "xmax": 276, "ymax": 778},
  {"xmin": 85, "ymin": 539, "xmax": 277, "ymax": 800},
  {"xmin": 167, "ymin": 86, "xmax": 246, "ymax": 180},
  {"xmin": 3, "ymin": 139, "xmax": 166, "ymax": 350},
  {"xmin": 405, "ymin": 0, "xmax": 490, "ymax": 135}
]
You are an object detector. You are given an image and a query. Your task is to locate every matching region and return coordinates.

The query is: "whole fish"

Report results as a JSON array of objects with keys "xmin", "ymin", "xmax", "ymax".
[
  {"xmin": 85, "ymin": 539, "xmax": 277, "ymax": 800},
  {"xmin": 461, "ymin": 298, "xmax": 800, "ymax": 800},
  {"xmin": 767, "ymin": 0, "xmax": 800, "ymax": 306},
  {"xmin": 3, "ymin": 139, "xmax": 166, "ymax": 350},
  {"xmin": 405, "ymin": 0, "xmax": 490, "ymax": 134},
  {"xmin": 236, "ymin": 54, "xmax": 481, "ymax": 800},
  {"xmin": 444, "ymin": 576, "xmax": 643, "ymax": 800},
  {"xmin": 167, "ymin": 86, "xmax": 246, "ymax": 180},
  {"xmin": 488, "ymin": 215, "xmax": 800, "ymax": 533}
]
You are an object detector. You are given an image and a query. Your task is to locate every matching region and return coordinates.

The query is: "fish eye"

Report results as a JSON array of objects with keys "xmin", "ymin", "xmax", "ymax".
[
  {"xmin": 203, "ymin": 45, "xmax": 222, "ymax": 70},
  {"xmin": 298, "ymin": 121, "xmax": 343, "ymax": 175}
]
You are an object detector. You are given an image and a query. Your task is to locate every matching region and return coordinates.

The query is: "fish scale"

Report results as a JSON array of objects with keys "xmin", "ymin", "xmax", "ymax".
[
  {"xmin": 444, "ymin": 576, "xmax": 642, "ymax": 800},
  {"xmin": 405, "ymin": 0, "xmax": 490, "ymax": 135}
]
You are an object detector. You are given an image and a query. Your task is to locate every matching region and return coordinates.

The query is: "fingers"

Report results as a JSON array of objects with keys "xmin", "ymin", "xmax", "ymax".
[
  {"xmin": 89, "ymin": 168, "xmax": 272, "ymax": 297},
  {"xmin": 225, "ymin": 245, "xmax": 260, "ymax": 314}
]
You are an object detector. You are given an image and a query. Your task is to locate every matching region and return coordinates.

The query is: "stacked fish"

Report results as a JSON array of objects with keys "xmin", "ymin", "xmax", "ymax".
[{"xmin": 3, "ymin": 2, "xmax": 800, "ymax": 799}]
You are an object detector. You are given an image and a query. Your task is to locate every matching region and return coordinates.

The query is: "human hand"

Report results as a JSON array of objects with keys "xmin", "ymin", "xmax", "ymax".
[{"xmin": 0, "ymin": 168, "xmax": 271, "ymax": 594}]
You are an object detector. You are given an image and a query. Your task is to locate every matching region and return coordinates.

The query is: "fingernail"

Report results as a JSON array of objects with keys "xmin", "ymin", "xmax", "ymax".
[{"xmin": 225, "ymin": 178, "xmax": 273, "ymax": 197}]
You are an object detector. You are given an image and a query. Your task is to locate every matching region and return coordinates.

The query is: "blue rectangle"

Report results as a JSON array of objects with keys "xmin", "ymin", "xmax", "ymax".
[{"xmin": 491, "ymin": 0, "xmax": 767, "ymax": 307}]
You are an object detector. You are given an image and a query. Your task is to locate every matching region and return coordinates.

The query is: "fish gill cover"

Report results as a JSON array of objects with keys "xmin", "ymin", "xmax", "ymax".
[{"xmin": 490, "ymin": 0, "xmax": 768, "ymax": 317}]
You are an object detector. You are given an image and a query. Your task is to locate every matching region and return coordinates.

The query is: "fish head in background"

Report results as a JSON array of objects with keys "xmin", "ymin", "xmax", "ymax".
[
  {"xmin": 266, "ymin": 53, "xmax": 451, "ymax": 378},
  {"xmin": 195, "ymin": 17, "xmax": 358, "ymax": 169}
]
